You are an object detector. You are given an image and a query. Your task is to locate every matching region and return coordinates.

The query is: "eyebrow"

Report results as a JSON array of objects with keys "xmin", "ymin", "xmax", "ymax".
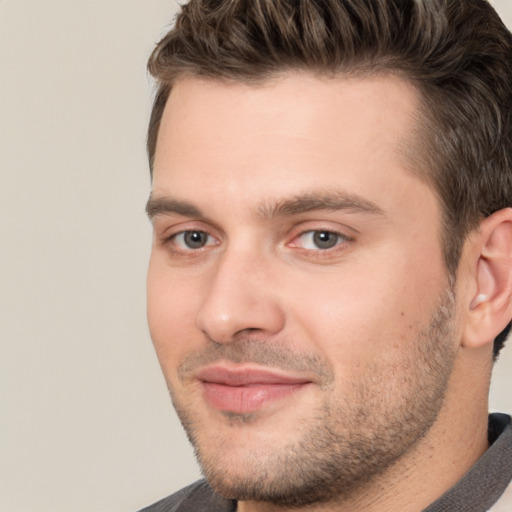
[
  {"xmin": 146, "ymin": 196, "xmax": 203, "ymax": 219},
  {"xmin": 145, "ymin": 191, "xmax": 385, "ymax": 221},
  {"xmin": 259, "ymin": 191, "xmax": 385, "ymax": 219}
]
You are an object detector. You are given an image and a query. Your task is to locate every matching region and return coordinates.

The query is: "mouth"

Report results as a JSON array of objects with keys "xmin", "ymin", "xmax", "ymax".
[{"xmin": 197, "ymin": 364, "xmax": 313, "ymax": 414}]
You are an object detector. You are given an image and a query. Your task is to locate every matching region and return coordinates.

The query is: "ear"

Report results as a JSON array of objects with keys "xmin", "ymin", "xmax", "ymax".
[{"xmin": 462, "ymin": 208, "xmax": 512, "ymax": 349}]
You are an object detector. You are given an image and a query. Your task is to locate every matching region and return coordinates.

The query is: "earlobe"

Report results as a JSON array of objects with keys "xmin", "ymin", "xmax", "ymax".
[{"xmin": 462, "ymin": 208, "xmax": 512, "ymax": 349}]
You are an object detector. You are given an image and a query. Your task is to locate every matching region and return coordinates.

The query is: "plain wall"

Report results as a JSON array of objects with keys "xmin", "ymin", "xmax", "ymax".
[{"xmin": 1, "ymin": 1, "xmax": 511, "ymax": 511}]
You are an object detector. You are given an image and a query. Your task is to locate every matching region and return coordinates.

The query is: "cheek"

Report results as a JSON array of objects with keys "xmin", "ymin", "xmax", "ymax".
[
  {"xmin": 285, "ymin": 250, "xmax": 445, "ymax": 365},
  {"xmin": 146, "ymin": 258, "xmax": 201, "ymax": 368}
]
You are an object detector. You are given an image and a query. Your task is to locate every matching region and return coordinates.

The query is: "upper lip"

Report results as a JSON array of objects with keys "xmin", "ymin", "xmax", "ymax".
[{"xmin": 197, "ymin": 364, "xmax": 313, "ymax": 386}]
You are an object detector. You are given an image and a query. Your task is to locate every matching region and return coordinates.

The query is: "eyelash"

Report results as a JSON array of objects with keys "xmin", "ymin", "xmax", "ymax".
[
  {"xmin": 164, "ymin": 230, "xmax": 218, "ymax": 255},
  {"xmin": 161, "ymin": 227, "xmax": 353, "ymax": 258},
  {"xmin": 289, "ymin": 230, "xmax": 350, "ymax": 250}
]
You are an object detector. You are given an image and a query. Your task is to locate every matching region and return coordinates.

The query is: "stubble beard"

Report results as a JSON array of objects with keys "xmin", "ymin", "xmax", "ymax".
[{"xmin": 168, "ymin": 287, "xmax": 457, "ymax": 508}]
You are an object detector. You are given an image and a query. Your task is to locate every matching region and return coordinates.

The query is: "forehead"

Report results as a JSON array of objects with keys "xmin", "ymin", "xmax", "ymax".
[
  {"xmin": 152, "ymin": 73, "xmax": 432, "ymax": 221},
  {"xmin": 155, "ymin": 73, "xmax": 419, "ymax": 159}
]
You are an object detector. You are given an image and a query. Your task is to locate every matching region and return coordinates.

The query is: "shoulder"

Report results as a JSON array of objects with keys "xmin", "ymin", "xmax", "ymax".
[
  {"xmin": 487, "ymin": 414, "xmax": 512, "ymax": 511},
  {"xmin": 137, "ymin": 479, "xmax": 236, "ymax": 512}
]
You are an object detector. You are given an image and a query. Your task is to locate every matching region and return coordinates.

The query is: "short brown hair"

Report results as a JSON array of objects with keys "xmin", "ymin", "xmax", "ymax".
[{"xmin": 146, "ymin": 0, "xmax": 512, "ymax": 357}]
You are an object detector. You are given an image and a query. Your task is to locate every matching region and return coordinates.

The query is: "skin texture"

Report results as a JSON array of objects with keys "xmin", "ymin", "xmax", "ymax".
[{"xmin": 146, "ymin": 74, "xmax": 494, "ymax": 511}]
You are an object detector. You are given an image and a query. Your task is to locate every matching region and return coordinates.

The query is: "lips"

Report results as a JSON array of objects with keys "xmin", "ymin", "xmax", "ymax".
[{"xmin": 197, "ymin": 365, "xmax": 312, "ymax": 414}]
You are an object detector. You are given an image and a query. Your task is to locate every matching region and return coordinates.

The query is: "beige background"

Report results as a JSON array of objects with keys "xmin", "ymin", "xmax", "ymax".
[{"xmin": 1, "ymin": 1, "xmax": 511, "ymax": 511}]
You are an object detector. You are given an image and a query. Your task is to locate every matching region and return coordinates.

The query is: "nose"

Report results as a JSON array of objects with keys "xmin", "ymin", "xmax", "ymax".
[{"xmin": 196, "ymin": 248, "xmax": 286, "ymax": 343}]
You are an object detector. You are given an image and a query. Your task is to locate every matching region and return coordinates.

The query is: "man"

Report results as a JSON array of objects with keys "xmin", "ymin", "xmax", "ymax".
[{"xmin": 141, "ymin": 0, "xmax": 512, "ymax": 510}]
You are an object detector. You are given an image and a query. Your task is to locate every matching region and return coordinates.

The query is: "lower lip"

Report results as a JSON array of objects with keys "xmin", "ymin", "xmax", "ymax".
[{"xmin": 202, "ymin": 382, "xmax": 308, "ymax": 414}]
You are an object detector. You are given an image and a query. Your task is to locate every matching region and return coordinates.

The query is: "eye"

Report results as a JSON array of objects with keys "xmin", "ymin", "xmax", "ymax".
[
  {"xmin": 294, "ymin": 230, "xmax": 347, "ymax": 250},
  {"xmin": 172, "ymin": 230, "xmax": 216, "ymax": 250}
]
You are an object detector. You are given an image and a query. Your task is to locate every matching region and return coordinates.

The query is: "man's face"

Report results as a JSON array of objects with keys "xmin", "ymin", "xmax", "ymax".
[{"xmin": 147, "ymin": 74, "xmax": 458, "ymax": 506}]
